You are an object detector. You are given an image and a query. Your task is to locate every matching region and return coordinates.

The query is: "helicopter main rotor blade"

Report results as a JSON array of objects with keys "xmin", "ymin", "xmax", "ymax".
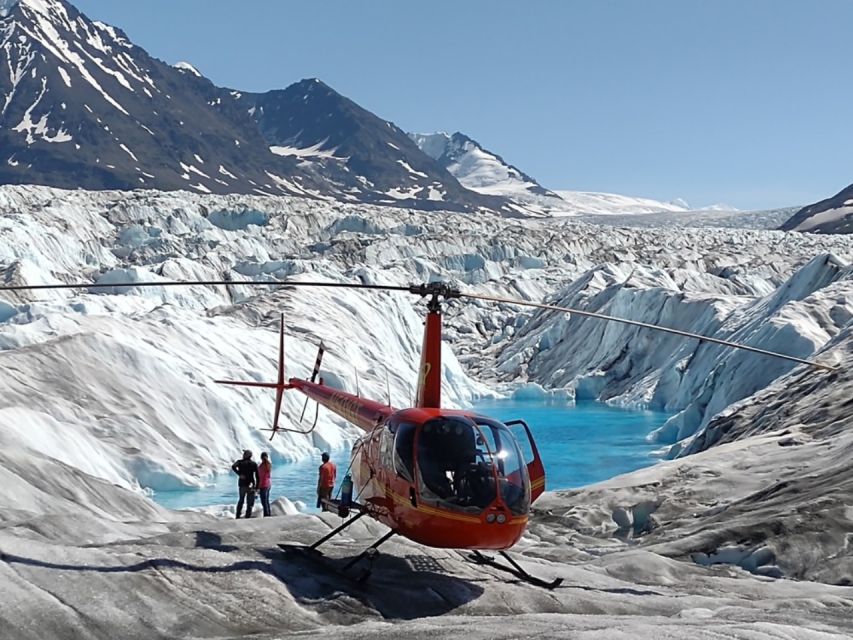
[
  {"xmin": 0, "ymin": 278, "xmax": 835, "ymax": 372},
  {"xmin": 461, "ymin": 292, "xmax": 838, "ymax": 372},
  {"xmin": 0, "ymin": 279, "xmax": 411, "ymax": 293}
]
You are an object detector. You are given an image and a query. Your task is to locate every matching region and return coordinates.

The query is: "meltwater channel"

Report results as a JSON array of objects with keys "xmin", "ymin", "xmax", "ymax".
[{"xmin": 153, "ymin": 400, "xmax": 671, "ymax": 513}]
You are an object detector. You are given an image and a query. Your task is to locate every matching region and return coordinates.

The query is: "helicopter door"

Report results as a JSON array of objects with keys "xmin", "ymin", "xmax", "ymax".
[{"xmin": 505, "ymin": 419, "xmax": 546, "ymax": 502}]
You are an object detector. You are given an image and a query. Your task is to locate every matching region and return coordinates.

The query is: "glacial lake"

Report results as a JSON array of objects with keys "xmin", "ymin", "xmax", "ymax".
[{"xmin": 152, "ymin": 399, "xmax": 670, "ymax": 513}]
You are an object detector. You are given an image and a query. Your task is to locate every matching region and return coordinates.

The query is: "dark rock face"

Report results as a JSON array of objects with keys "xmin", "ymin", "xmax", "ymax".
[
  {"xmin": 0, "ymin": 0, "xmax": 318, "ymax": 196},
  {"xmin": 231, "ymin": 80, "xmax": 506, "ymax": 212},
  {"xmin": 0, "ymin": 0, "xmax": 507, "ymax": 212},
  {"xmin": 780, "ymin": 184, "xmax": 853, "ymax": 234}
]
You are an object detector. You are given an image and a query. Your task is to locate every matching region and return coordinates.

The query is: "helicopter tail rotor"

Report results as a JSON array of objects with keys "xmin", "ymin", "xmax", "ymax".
[{"xmin": 215, "ymin": 313, "xmax": 297, "ymax": 440}]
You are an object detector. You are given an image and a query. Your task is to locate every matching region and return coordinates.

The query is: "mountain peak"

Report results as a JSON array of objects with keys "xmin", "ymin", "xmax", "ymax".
[
  {"xmin": 173, "ymin": 61, "xmax": 203, "ymax": 77},
  {"xmin": 0, "ymin": 0, "xmax": 325, "ymax": 197},
  {"xmin": 0, "ymin": 0, "xmax": 508, "ymax": 213},
  {"xmin": 1, "ymin": 0, "xmax": 133, "ymax": 59},
  {"xmin": 410, "ymin": 131, "xmax": 556, "ymax": 200},
  {"xmin": 289, "ymin": 77, "xmax": 337, "ymax": 97},
  {"xmin": 410, "ymin": 132, "xmax": 452, "ymax": 160},
  {"xmin": 2, "ymin": 0, "xmax": 73, "ymax": 22},
  {"xmin": 234, "ymin": 82, "xmax": 507, "ymax": 212}
]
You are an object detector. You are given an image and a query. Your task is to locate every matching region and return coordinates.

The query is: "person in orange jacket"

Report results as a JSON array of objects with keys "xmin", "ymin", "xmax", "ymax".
[{"xmin": 316, "ymin": 452, "xmax": 337, "ymax": 511}]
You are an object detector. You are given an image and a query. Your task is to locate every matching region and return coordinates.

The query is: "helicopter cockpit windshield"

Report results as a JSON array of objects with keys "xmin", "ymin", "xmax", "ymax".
[{"xmin": 415, "ymin": 416, "xmax": 531, "ymax": 515}]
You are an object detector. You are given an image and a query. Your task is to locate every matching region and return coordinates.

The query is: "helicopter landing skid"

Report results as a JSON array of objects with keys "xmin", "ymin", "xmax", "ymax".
[
  {"xmin": 338, "ymin": 529, "xmax": 396, "ymax": 582},
  {"xmin": 280, "ymin": 506, "xmax": 397, "ymax": 585},
  {"xmin": 280, "ymin": 530, "xmax": 397, "ymax": 585},
  {"xmin": 468, "ymin": 550, "xmax": 563, "ymax": 590},
  {"xmin": 308, "ymin": 506, "xmax": 368, "ymax": 551},
  {"xmin": 280, "ymin": 542, "xmax": 370, "ymax": 585}
]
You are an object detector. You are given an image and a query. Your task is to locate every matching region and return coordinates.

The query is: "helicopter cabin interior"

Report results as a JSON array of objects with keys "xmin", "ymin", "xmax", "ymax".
[{"xmin": 382, "ymin": 415, "xmax": 531, "ymax": 516}]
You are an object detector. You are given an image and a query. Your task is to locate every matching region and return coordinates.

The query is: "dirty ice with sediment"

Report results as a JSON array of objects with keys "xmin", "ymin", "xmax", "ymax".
[{"xmin": 0, "ymin": 183, "xmax": 852, "ymax": 638}]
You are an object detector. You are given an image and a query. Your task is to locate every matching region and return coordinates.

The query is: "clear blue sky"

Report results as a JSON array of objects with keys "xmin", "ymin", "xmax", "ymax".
[{"xmin": 72, "ymin": 0, "xmax": 853, "ymax": 210}]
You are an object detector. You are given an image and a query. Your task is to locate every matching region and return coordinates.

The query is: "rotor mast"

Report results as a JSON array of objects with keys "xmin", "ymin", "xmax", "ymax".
[{"xmin": 411, "ymin": 283, "xmax": 460, "ymax": 409}]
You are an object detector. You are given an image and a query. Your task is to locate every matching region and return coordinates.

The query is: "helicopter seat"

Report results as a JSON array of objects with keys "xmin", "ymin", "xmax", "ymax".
[
  {"xmin": 449, "ymin": 434, "xmax": 477, "ymax": 493},
  {"xmin": 418, "ymin": 451, "xmax": 454, "ymax": 499},
  {"xmin": 456, "ymin": 461, "xmax": 497, "ymax": 508}
]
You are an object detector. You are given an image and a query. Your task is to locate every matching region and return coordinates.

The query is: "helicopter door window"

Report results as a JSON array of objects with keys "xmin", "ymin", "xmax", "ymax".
[
  {"xmin": 380, "ymin": 426, "xmax": 395, "ymax": 471},
  {"xmin": 454, "ymin": 423, "xmax": 500, "ymax": 509},
  {"xmin": 416, "ymin": 417, "xmax": 499, "ymax": 511},
  {"xmin": 474, "ymin": 417, "xmax": 531, "ymax": 516},
  {"xmin": 416, "ymin": 419, "xmax": 456, "ymax": 501},
  {"xmin": 393, "ymin": 422, "xmax": 416, "ymax": 483},
  {"xmin": 506, "ymin": 420, "xmax": 536, "ymax": 466}
]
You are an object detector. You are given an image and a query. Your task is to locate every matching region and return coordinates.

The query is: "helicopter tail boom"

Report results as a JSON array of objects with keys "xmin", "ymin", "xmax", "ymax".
[{"xmin": 286, "ymin": 377, "xmax": 395, "ymax": 432}]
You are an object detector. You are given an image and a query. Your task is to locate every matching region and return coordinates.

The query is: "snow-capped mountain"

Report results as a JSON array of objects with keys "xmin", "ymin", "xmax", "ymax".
[
  {"xmin": 0, "ymin": 0, "xmax": 505, "ymax": 213},
  {"xmin": 410, "ymin": 131, "xmax": 557, "ymax": 199},
  {"xmin": 1, "ymin": 0, "xmax": 744, "ymax": 220},
  {"xmin": 408, "ymin": 131, "xmax": 707, "ymax": 218},
  {"xmin": 780, "ymin": 183, "xmax": 853, "ymax": 234},
  {"xmin": 0, "ymin": 0, "xmax": 332, "ymax": 196},
  {"xmin": 232, "ymin": 81, "xmax": 504, "ymax": 212},
  {"xmin": 550, "ymin": 190, "xmax": 690, "ymax": 216}
]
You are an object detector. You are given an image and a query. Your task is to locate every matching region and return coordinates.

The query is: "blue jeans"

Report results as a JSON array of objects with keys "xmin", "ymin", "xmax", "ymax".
[{"xmin": 259, "ymin": 488, "xmax": 271, "ymax": 517}]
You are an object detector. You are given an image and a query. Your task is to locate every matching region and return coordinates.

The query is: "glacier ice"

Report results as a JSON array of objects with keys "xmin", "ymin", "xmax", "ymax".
[
  {"xmin": 0, "ymin": 0, "xmax": 18, "ymax": 17},
  {"xmin": 0, "ymin": 185, "xmax": 852, "ymax": 638},
  {"xmin": 1, "ymin": 183, "xmax": 851, "ymax": 495}
]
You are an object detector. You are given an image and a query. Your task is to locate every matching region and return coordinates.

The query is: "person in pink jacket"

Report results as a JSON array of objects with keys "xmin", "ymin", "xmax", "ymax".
[{"xmin": 258, "ymin": 452, "xmax": 273, "ymax": 517}]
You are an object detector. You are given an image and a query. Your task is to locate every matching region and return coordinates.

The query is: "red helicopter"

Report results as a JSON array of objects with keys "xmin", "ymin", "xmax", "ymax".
[
  {"xmin": 216, "ymin": 283, "xmax": 552, "ymax": 583},
  {"xmin": 0, "ymin": 279, "xmax": 834, "ymax": 587}
]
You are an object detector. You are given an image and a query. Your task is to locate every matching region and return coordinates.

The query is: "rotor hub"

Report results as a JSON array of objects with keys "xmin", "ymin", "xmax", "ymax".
[{"xmin": 409, "ymin": 282, "xmax": 461, "ymax": 312}]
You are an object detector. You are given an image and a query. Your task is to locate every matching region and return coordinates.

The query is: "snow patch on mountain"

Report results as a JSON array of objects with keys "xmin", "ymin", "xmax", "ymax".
[
  {"xmin": 269, "ymin": 140, "xmax": 345, "ymax": 160},
  {"xmin": 551, "ymin": 190, "xmax": 689, "ymax": 216},
  {"xmin": 410, "ymin": 131, "xmax": 553, "ymax": 200},
  {"xmin": 794, "ymin": 204, "xmax": 853, "ymax": 232},
  {"xmin": 781, "ymin": 183, "xmax": 853, "ymax": 234},
  {"xmin": 173, "ymin": 61, "xmax": 201, "ymax": 77}
]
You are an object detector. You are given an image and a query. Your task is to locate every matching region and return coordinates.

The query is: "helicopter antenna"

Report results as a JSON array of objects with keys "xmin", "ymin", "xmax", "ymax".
[
  {"xmin": 354, "ymin": 368, "xmax": 360, "ymax": 398},
  {"xmin": 299, "ymin": 340, "xmax": 326, "ymax": 424},
  {"xmin": 385, "ymin": 365, "xmax": 392, "ymax": 407}
]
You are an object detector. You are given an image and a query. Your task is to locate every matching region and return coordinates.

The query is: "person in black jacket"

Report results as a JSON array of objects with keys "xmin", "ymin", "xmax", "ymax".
[{"xmin": 231, "ymin": 449, "xmax": 260, "ymax": 519}]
